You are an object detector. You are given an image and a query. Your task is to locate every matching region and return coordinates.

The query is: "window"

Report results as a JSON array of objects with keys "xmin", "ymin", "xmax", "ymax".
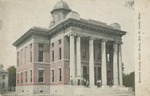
[
  {"xmin": 94, "ymin": 44, "xmax": 96, "ymax": 59},
  {"xmin": 38, "ymin": 51, "xmax": 43, "ymax": 62},
  {"xmin": 38, "ymin": 69, "xmax": 44, "ymax": 82},
  {"xmin": 17, "ymin": 74, "xmax": 19, "ymax": 83},
  {"xmin": 20, "ymin": 50, "xmax": 22, "ymax": 66},
  {"xmin": 52, "ymin": 43, "xmax": 54, "ymax": 47},
  {"xmin": 52, "ymin": 50, "xmax": 54, "ymax": 62},
  {"xmin": 2, "ymin": 82, "xmax": 5, "ymax": 88},
  {"xmin": 59, "ymin": 39, "xmax": 61, "ymax": 44},
  {"xmin": 58, "ymin": 68, "xmax": 62, "ymax": 82},
  {"xmin": 2, "ymin": 75, "xmax": 5, "ymax": 79},
  {"xmin": 97, "ymin": 44, "xmax": 101, "ymax": 60},
  {"xmin": 30, "ymin": 70, "xmax": 32, "ymax": 82},
  {"xmin": 59, "ymin": 47, "xmax": 61, "ymax": 59},
  {"xmin": 83, "ymin": 46, "xmax": 87, "ymax": 58},
  {"xmin": 51, "ymin": 70, "xmax": 54, "ymax": 82},
  {"xmin": 25, "ymin": 71, "xmax": 27, "ymax": 83},
  {"xmin": 30, "ymin": 44, "xmax": 32, "ymax": 62},
  {"xmin": 25, "ymin": 47, "xmax": 27, "ymax": 64},
  {"xmin": 17, "ymin": 52, "xmax": 19, "ymax": 67},
  {"xmin": 21, "ymin": 49, "xmax": 23, "ymax": 65},
  {"xmin": 107, "ymin": 54, "xmax": 110, "ymax": 62},
  {"xmin": 38, "ymin": 43, "xmax": 44, "ymax": 62},
  {"xmin": 21, "ymin": 73, "xmax": 23, "ymax": 83}
]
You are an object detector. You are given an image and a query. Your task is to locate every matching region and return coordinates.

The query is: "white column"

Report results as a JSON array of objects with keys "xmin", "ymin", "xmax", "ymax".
[
  {"xmin": 70, "ymin": 35, "xmax": 75, "ymax": 84},
  {"xmin": 113, "ymin": 43, "xmax": 119, "ymax": 86},
  {"xmin": 76, "ymin": 36, "xmax": 82, "ymax": 84},
  {"xmin": 89, "ymin": 38, "xmax": 95, "ymax": 86},
  {"xmin": 118, "ymin": 44, "xmax": 123, "ymax": 86},
  {"xmin": 101, "ymin": 40, "xmax": 107, "ymax": 87}
]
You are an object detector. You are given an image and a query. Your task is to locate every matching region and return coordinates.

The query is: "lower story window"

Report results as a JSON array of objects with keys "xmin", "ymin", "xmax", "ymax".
[
  {"xmin": 38, "ymin": 69, "xmax": 44, "ymax": 82},
  {"xmin": 2, "ymin": 82, "xmax": 5, "ymax": 88},
  {"xmin": 59, "ymin": 68, "xmax": 62, "ymax": 82},
  {"xmin": 51, "ymin": 70, "xmax": 54, "ymax": 82},
  {"xmin": 30, "ymin": 70, "xmax": 32, "ymax": 82}
]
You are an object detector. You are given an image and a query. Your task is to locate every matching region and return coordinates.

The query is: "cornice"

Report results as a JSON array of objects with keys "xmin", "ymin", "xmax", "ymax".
[
  {"xmin": 13, "ymin": 18, "xmax": 126, "ymax": 47},
  {"xmin": 13, "ymin": 27, "xmax": 49, "ymax": 47},
  {"xmin": 48, "ymin": 18, "xmax": 127, "ymax": 37}
]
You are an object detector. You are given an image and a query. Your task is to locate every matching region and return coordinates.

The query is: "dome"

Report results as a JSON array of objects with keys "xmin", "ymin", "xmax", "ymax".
[{"xmin": 52, "ymin": 0, "xmax": 71, "ymax": 12}]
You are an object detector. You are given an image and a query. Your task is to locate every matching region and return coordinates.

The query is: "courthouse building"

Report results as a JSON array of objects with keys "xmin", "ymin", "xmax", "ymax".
[{"xmin": 13, "ymin": 1, "xmax": 134, "ymax": 96}]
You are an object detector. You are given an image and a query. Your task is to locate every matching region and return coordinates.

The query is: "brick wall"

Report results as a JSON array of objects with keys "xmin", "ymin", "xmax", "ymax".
[{"xmin": 33, "ymin": 63, "xmax": 50, "ymax": 85}]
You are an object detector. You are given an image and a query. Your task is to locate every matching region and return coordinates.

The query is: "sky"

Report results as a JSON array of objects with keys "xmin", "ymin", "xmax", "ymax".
[{"xmin": 0, "ymin": 0, "xmax": 134, "ymax": 73}]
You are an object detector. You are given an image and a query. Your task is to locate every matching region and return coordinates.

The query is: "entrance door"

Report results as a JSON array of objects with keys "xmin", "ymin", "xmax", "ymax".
[
  {"xmin": 98, "ymin": 67, "xmax": 101, "ymax": 80},
  {"xmin": 94, "ymin": 67, "xmax": 97, "ymax": 85},
  {"xmin": 83, "ymin": 66, "xmax": 88, "ymax": 81},
  {"xmin": 107, "ymin": 70, "xmax": 113, "ymax": 85},
  {"xmin": 94, "ymin": 67, "xmax": 101, "ymax": 85}
]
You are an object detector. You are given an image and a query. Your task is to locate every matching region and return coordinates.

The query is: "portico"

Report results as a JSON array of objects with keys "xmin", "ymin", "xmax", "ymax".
[{"xmin": 68, "ymin": 32, "xmax": 123, "ymax": 87}]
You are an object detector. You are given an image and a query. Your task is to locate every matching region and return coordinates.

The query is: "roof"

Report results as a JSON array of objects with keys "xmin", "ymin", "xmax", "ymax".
[
  {"xmin": 48, "ymin": 18, "xmax": 126, "ymax": 36},
  {"xmin": 13, "ymin": 27, "xmax": 49, "ymax": 46},
  {"xmin": 13, "ymin": 18, "xmax": 126, "ymax": 47},
  {"xmin": 0, "ymin": 68, "xmax": 8, "ymax": 73},
  {"xmin": 51, "ymin": 0, "xmax": 71, "ymax": 12}
]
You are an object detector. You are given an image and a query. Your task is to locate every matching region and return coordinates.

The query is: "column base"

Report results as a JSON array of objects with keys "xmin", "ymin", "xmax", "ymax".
[
  {"xmin": 89, "ymin": 84, "xmax": 96, "ymax": 88},
  {"xmin": 112, "ymin": 85, "xmax": 119, "ymax": 88},
  {"xmin": 119, "ymin": 85, "xmax": 125, "ymax": 87},
  {"xmin": 101, "ymin": 85, "xmax": 109, "ymax": 88}
]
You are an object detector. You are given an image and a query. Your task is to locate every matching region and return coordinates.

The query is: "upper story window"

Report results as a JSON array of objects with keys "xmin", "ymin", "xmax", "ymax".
[
  {"xmin": 52, "ymin": 50, "xmax": 54, "ymax": 62},
  {"xmin": 2, "ymin": 75, "xmax": 5, "ymax": 79},
  {"xmin": 20, "ymin": 49, "xmax": 23, "ymax": 66},
  {"xmin": 38, "ymin": 43, "xmax": 44, "ymax": 62},
  {"xmin": 59, "ymin": 39, "xmax": 61, "ymax": 44},
  {"xmin": 38, "ymin": 69, "xmax": 44, "ymax": 83},
  {"xmin": 82, "ymin": 40, "xmax": 87, "ymax": 59},
  {"xmin": 52, "ymin": 43, "xmax": 54, "ymax": 47},
  {"xmin": 106, "ymin": 44, "xmax": 113, "ymax": 63},
  {"xmin": 97, "ymin": 44, "xmax": 101, "ymax": 60},
  {"xmin": 59, "ymin": 47, "xmax": 62, "ymax": 60},
  {"xmin": 25, "ymin": 47, "xmax": 27, "ymax": 64},
  {"xmin": 30, "ymin": 44, "xmax": 32, "ymax": 62},
  {"xmin": 17, "ymin": 52, "xmax": 19, "ymax": 67}
]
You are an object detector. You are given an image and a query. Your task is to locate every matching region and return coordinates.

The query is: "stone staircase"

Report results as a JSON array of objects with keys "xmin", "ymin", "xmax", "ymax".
[
  {"xmin": 74, "ymin": 86, "xmax": 135, "ymax": 96},
  {"xmin": 1, "ymin": 86, "xmax": 135, "ymax": 96}
]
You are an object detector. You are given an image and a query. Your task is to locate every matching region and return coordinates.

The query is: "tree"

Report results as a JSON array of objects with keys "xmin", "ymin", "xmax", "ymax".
[
  {"xmin": 123, "ymin": 71, "xmax": 135, "ymax": 91},
  {"xmin": 0, "ymin": 64, "xmax": 4, "ymax": 68},
  {"xmin": 7, "ymin": 66, "xmax": 16, "ymax": 88}
]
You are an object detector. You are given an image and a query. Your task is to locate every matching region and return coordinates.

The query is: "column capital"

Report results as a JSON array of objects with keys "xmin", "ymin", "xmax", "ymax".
[
  {"xmin": 89, "ymin": 37, "xmax": 96, "ymax": 40},
  {"xmin": 118, "ymin": 41, "xmax": 123, "ymax": 45},
  {"xmin": 114, "ymin": 40, "xmax": 123, "ymax": 44},
  {"xmin": 76, "ymin": 33, "xmax": 84, "ymax": 37},
  {"xmin": 67, "ymin": 32, "xmax": 77, "ymax": 37},
  {"xmin": 101, "ymin": 39, "xmax": 107, "ymax": 42}
]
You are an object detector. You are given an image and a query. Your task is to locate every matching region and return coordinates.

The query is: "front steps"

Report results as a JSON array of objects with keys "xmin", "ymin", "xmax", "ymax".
[
  {"xmin": 1, "ymin": 86, "xmax": 135, "ymax": 96},
  {"xmin": 72, "ymin": 86, "xmax": 135, "ymax": 96}
]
